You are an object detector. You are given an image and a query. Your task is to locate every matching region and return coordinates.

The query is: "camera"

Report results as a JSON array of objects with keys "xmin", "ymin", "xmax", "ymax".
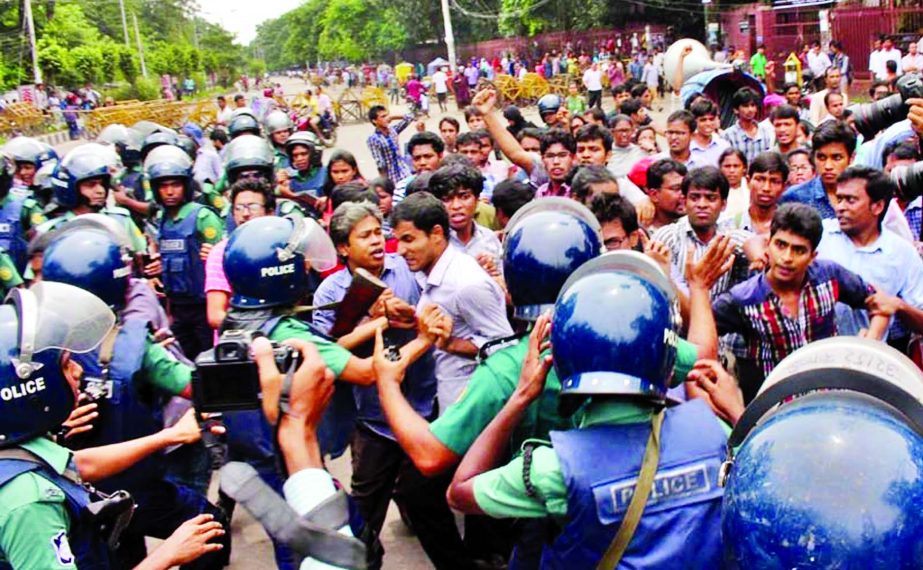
[
  {"xmin": 193, "ymin": 330, "xmax": 301, "ymax": 413},
  {"xmin": 850, "ymin": 73, "xmax": 923, "ymax": 140},
  {"xmin": 891, "ymin": 161, "xmax": 923, "ymax": 203}
]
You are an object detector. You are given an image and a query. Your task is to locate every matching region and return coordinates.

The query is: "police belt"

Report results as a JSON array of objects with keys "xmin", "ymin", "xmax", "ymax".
[{"xmin": 219, "ymin": 461, "xmax": 366, "ymax": 569}]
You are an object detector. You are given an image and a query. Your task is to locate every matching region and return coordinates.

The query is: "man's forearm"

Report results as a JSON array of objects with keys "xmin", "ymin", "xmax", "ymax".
[
  {"xmin": 687, "ymin": 284, "xmax": 718, "ymax": 359},
  {"xmin": 278, "ymin": 418, "xmax": 323, "ymax": 474},
  {"xmin": 867, "ymin": 314, "xmax": 890, "ymax": 340},
  {"xmin": 483, "ymin": 111, "xmax": 533, "ymax": 172},
  {"xmin": 74, "ymin": 429, "xmax": 174, "ymax": 483},
  {"xmin": 443, "ymin": 337, "xmax": 479, "ymax": 358},
  {"xmin": 447, "ymin": 391, "xmax": 531, "ymax": 513},
  {"xmin": 376, "ymin": 380, "xmax": 459, "ymax": 475}
]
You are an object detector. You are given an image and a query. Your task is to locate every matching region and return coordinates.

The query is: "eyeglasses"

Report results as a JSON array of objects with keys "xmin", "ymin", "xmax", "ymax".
[
  {"xmin": 604, "ymin": 235, "xmax": 630, "ymax": 249},
  {"xmin": 233, "ymin": 203, "xmax": 267, "ymax": 214}
]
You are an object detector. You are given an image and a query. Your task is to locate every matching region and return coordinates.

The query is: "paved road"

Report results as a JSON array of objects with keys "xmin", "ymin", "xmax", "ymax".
[{"xmin": 63, "ymin": 75, "xmax": 680, "ymax": 569}]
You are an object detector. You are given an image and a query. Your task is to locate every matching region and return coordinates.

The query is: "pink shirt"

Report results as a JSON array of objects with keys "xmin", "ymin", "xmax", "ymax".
[{"xmin": 204, "ymin": 238, "xmax": 230, "ymax": 294}]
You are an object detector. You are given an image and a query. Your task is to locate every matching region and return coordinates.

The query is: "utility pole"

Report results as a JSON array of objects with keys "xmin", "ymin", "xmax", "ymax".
[
  {"xmin": 23, "ymin": 0, "xmax": 42, "ymax": 84},
  {"xmin": 440, "ymin": 0, "xmax": 458, "ymax": 73},
  {"xmin": 118, "ymin": 0, "xmax": 130, "ymax": 45},
  {"xmin": 133, "ymin": 12, "xmax": 147, "ymax": 78}
]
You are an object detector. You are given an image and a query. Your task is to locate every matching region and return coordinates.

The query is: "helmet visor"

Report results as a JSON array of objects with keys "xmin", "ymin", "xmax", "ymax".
[
  {"xmin": 290, "ymin": 217, "xmax": 338, "ymax": 272},
  {"xmin": 22, "ymin": 282, "xmax": 115, "ymax": 354}
]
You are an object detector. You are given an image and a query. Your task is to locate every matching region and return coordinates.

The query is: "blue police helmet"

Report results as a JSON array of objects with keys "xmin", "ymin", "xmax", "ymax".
[
  {"xmin": 552, "ymin": 251, "xmax": 678, "ymax": 410},
  {"xmin": 722, "ymin": 337, "xmax": 923, "ymax": 568},
  {"xmin": 228, "ymin": 113, "xmax": 262, "ymax": 139},
  {"xmin": 144, "ymin": 144, "xmax": 194, "ymax": 203},
  {"xmin": 2, "ymin": 136, "xmax": 50, "ymax": 167},
  {"xmin": 42, "ymin": 227, "xmax": 132, "ymax": 309},
  {"xmin": 224, "ymin": 215, "xmax": 337, "ymax": 309},
  {"xmin": 0, "ymin": 282, "xmax": 115, "ymax": 447},
  {"xmin": 52, "ymin": 143, "xmax": 120, "ymax": 209},
  {"xmin": 537, "ymin": 94, "xmax": 563, "ymax": 120},
  {"xmin": 140, "ymin": 130, "xmax": 180, "ymax": 161},
  {"xmin": 224, "ymin": 134, "xmax": 275, "ymax": 184},
  {"xmin": 502, "ymin": 198, "xmax": 602, "ymax": 320}
]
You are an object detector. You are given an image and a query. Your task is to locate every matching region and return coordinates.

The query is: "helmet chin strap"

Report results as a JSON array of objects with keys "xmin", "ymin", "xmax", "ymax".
[
  {"xmin": 277, "ymin": 216, "xmax": 307, "ymax": 263},
  {"xmin": 7, "ymin": 288, "xmax": 41, "ymax": 380}
]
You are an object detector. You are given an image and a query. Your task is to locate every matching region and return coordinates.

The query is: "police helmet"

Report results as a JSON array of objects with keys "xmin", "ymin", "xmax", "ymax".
[
  {"xmin": 223, "ymin": 216, "xmax": 337, "ymax": 309},
  {"xmin": 0, "ymin": 153, "xmax": 12, "ymax": 197},
  {"xmin": 264, "ymin": 110, "xmax": 293, "ymax": 136},
  {"xmin": 2, "ymin": 136, "xmax": 56, "ymax": 168},
  {"xmin": 0, "ymin": 282, "xmax": 115, "ymax": 447},
  {"xmin": 175, "ymin": 134, "xmax": 198, "ymax": 160},
  {"xmin": 283, "ymin": 131, "xmax": 323, "ymax": 165},
  {"xmin": 96, "ymin": 124, "xmax": 144, "ymax": 165},
  {"xmin": 52, "ymin": 143, "xmax": 121, "ymax": 209},
  {"xmin": 552, "ymin": 251, "xmax": 678, "ymax": 412},
  {"xmin": 502, "ymin": 198, "xmax": 602, "ymax": 320},
  {"xmin": 140, "ymin": 130, "xmax": 180, "ymax": 161},
  {"xmin": 131, "ymin": 121, "xmax": 175, "ymax": 138},
  {"xmin": 144, "ymin": 144, "xmax": 195, "ymax": 203},
  {"xmin": 230, "ymin": 107, "xmax": 258, "ymax": 121},
  {"xmin": 722, "ymin": 337, "xmax": 923, "ymax": 568},
  {"xmin": 224, "ymin": 134, "xmax": 275, "ymax": 184},
  {"xmin": 537, "ymin": 94, "xmax": 563, "ymax": 121},
  {"xmin": 228, "ymin": 113, "xmax": 262, "ymax": 139},
  {"xmin": 42, "ymin": 227, "xmax": 132, "ymax": 309}
]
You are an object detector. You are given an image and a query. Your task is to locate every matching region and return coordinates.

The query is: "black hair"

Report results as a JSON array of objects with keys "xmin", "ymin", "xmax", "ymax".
[
  {"xmin": 612, "ymin": 84, "xmax": 629, "ymax": 96},
  {"xmin": 368, "ymin": 104, "xmax": 387, "ymax": 123},
  {"xmin": 837, "ymin": 165, "xmax": 896, "ymax": 225},
  {"xmin": 689, "ymin": 98, "xmax": 719, "ymax": 119},
  {"xmin": 472, "ymin": 129, "xmax": 493, "ymax": 144},
  {"xmin": 322, "ymin": 149, "xmax": 360, "ymax": 196},
  {"xmin": 884, "ymin": 139, "xmax": 921, "ymax": 164},
  {"xmin": 571, "ymin": 165, "xmax": 619, "ymax": 204},
  {"xmin": 406, "ymin": 171, "xmax": 434, "ymax": 196},
  {"xmin": 369, "ymin": 176, "xmax": 394, "ymax": 196},
  {"xmin": 517, "ymin": 127, "xmax": 543, "ymax": 144},
  {"xmin": 330, "ymin": 181, "xmax": 377, "ymax": 211},
  {"xmin": 787, "ymin": 147, "xmax": 815, "ymax": 168},
  {"xmin": 574, "ymin": 124, "xmax": 613, "ymax": 152},
  {"xmin": 812, "ymin": 120, "xmax": 856, "ymax": 156},
  {"xmin": 492, "ymin": 179, "xmax": 535, "ymax": 219},
  {"xmin": 217, "ymin": 95, "xmax": 226, "ymax": 102},
  {"xmin": 210, "ymin": 128, "xmax": 229, "ymax": 144},
  {"xmin": 869, "ymin": 80, "xmax": 891, "ymax": 98},
  {"xmin": 463, "ymin": 106, "xmax": 484, "ymax": 122},
  {"xmin": 391, "ymin": 191, "xmax": 450, "ymax": 236},
  {"xmin": 584, "ymin": 107, "xmax": 607, "ymax": 124},
  {"xmin": 590, "ymin": 192, "xmax": 639, "ymax": 233},
  {"xmin": 823, "ymin": 91, "xmax": 843, "ymax": 107},
  {"xmin": 609, "ymin": 114, "xmax": 632, "ymax": 129},
  {"xmin": 886, "ymin": 60, "xmax": 898, "ymax": 73},
  {"xmin": 439, "ymin": 153, "xmax": 477, "ymax": 169},
  {"xmin": 230, "ymin": 178, "xmax": 276, "ymax": 212},
  {"xmin": 540, "ymin": 128, "xmax": 576, "ymax": 155},
  {"xmin": 666, "ymin": 110, "xmax": 696, "ymax": 133},
  {"xmin": 824, "ymin": 66, "xmax": 842, "ymax": 79},
  {"xmin": 719, "ymin": 148, "xmax": 748, "ymax": 170},
  {"xmin": 771, "ymin": 203, "xmax": 823, "ymax": 250},
  {"xmin": 749, "ymin": 151, "xmax": 789, "ymax": 180},
  {"xmin": 619, "ymin": 98, "xmax": 643, "ymax": 117},
  {"xmin": 629, "ymin": 83, "xmax": 649, "ymax": 98},
  {"xmin": 233, "ymin": 94, "xmax": 244, "ymax": 102},
  {"xmin": 408, "ymin": 131, "xmax": 446, "ymax": 156},
  {"xmin": 456, "ymin": 131, "xmax": 482, "ymax": 149},
  {"xmin": 428, "ymin": 163, "xmax": 484, "ymax": 199},
  {"xmin": 439, "ymin": 116, "xmax": 460, "ymax": 131},
  {"xmin": 682, "ymin": 165, "xmax": 730, "ymax": 200},
  {"xmin": 731, "ymin": 87, "xmax": 762, "ymax": 109},
  {"xmin": 647, "ymin": 159, "xmax": 688, "ymax": 190},
  {"xmin": 782, "ymin": 82, "xmax": 800, "ymax": 93},
  {"xmin": 770, "ymin": 104, "xmax": 800, "ymax": 123}
]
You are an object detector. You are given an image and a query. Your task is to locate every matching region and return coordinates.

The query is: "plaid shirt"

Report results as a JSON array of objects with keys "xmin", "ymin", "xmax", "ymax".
[
  {"xmin": 721, "ymin": 120, "xmax": 775, "ymax": 164},
  {"xmin": 713, "ymin": 259, "xmax": 875, "ymax": 379},
  {"xmin": 367, "ymin": 115, "xmax": 413, "ymax": 183},
  {"xmin": 905, "ymin": 197, "xmax": 922, "ymax": 239}
]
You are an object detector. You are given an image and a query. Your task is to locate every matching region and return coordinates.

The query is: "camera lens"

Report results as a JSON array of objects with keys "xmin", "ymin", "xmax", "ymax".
[
  {"xmin": 891, "ymin": 161, "xmax": 923, "ymax": 202},
  {"xmin": 850, "ymin": 73, "xmax": 923, "ymax": 140}
]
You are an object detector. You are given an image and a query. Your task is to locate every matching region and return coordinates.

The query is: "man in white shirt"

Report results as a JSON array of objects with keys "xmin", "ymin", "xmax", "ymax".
[
  {"xmin": 877, "ymin": 37, "xmax": 903, "ymax": 80},
  {"xmin": 806, "ymin": 41, "xmax": 832, "ymax": 81},
  {"xmin": 902, "ymin": 41, "xmax": 923, "ymax": 74},
  {"xmin": 432, "ymin": 67, "xmax": 449, "ymax": 113},
  {"xmin": 215, "ymin": 95, "xmax": 232, "ymax": 126},
  {"xmin": 582, "ymin": 62, "xmax": 603, "ymax": 109},
  {"xmin": 809, "ymin": 67, "xmax": 848, "ymax": 126}
]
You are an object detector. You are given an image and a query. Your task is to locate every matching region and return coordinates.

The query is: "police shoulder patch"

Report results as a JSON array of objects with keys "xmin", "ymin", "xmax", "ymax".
[
  {"xmin": 203, "ymin": 226, "xmax": 218, "ymax": 240},
  {"xmin": 0, "ymin": 267, "xmax": 13, "ymax": 281},
  {"xmin": 50, "ymin": 530, "xmax": 76, "ymax": 567},
  {"xmin": 30, "ymin": 212, "xmax": 44, "ymax": 225}
]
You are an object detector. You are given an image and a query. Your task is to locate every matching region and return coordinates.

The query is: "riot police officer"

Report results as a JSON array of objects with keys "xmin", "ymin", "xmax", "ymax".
[
  {"xmin": 722, "ymin": 336, "xmax": 923, "ymax": 568},
  {"xmin": 227, "ymin": 110, "xmax": 261, "ymax": 140},
  {"xmin": 41, "ymin": 224, "xmax": 230, "ymax": 569},
  {"xmin": 443, "ymin": 251, "xmax": 728, "ymax": 568},
  {"xmin": 1, "ymin": 135, "xmax": 57, "ymax": 192},
  {"xmin": 145, "ymin": 144, "xmax": 224, "ymax": 360},
  {"xmin": 0, "ymin": 152, "xmax": 41, "ymax": 287},
  {"xmin": 39, "ymin": 143, "xmax": 148, "ymax": 255},
  {"xmin": 264, "ymin": 110, "xmax": 294, "ymax": 170},
  {"xmin": 0, "ymin": 282, "xmax": 225, "ymax": 569},
  {"xmin": 96, "ymin": 124, "xmax": 154, "ymax": 228},
  {"xmin": 281, "ymin": 131, "xmax": 327, "ymax": 212}
]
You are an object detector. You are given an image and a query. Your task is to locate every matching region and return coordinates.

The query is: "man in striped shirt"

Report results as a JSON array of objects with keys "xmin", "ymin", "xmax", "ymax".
[
  {"xmin": 712, "ymin": 204, "xmax": 889, "ymax": 402},
  {"xmin": 722, "ymin": 87, "xmax": 775, "ymax": 164}
]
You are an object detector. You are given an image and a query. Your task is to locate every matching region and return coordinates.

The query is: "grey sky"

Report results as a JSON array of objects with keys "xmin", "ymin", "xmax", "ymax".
[{"xmin": 198, "ymin": 0, "xmax": 304, "ymax": 45}]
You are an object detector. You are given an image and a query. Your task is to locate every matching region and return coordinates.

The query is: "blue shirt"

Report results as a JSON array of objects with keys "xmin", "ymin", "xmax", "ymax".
[
  {"xmin": 905, "ymin": 197, "xmax": 922, "ymax": 239},
  {"xmin": 817, "ymin": 219, "xmax": 923, "ymax": 338},
  {"xmin": 313, "ymin": 254, "xmax": 436, "ymax": 439},
  {"xmin": 854, "ymin": 120, "xmax": 914, "ymax": 170},
  {"xmin": 778, "ymin": 177, "xmax": 836, "ymax": 219}
]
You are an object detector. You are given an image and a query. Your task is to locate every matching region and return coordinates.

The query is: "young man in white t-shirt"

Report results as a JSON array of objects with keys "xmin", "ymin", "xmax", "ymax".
[{"xmin": 432, "ymin": 67, "xmax": 449, "ymax": 113}]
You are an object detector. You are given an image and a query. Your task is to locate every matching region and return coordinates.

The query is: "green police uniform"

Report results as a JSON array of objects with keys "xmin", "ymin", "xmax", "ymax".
[
  {"xmin": 36, "ymin": 208, "xmax": 148, "ymax": 254},
  {"xmin": 1, "ymin": 192, "xmax": 46, "ymax": 232},
  {"xmin": 199, "ymin": 181, "xmax": 228, "ymax": 215},
  {"xmin": 141, "ymin": 336, "xmax": 194, "ymax": 394},
  {"xmin": 430, "ymin": 337, "xmax": 699, "ymax": 456},
  {"xmin": 267, "ymin": 316, "xmax": 351, "ymax": 376},
  {"xmin": 470, "ymin": 403, "xmax": 731, "ymax": 518},
  {"xmin": 168, "ymin": 202, "xmax": 225, "ymax": 247},
  {"xmin": 0, "ymin": 250, "xmax": 23, "ymax": 296},
  {"xmin": 0, "ymin": 437, "xmax": 79, "ymax": 568}
]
